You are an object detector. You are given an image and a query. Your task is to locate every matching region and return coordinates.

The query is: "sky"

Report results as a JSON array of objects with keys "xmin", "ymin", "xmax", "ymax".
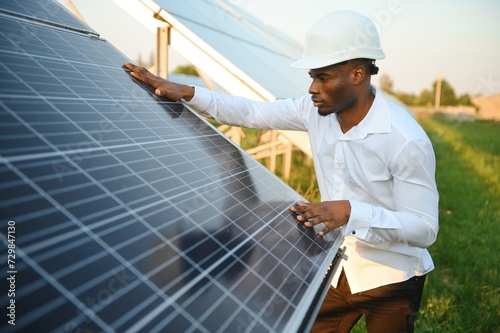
[{"xmin": 58, "ymin": 0, "xmax": 500, "ymax": 97}]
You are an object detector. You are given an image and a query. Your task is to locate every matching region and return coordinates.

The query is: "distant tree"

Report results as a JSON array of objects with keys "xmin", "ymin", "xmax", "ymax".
[
  {"xmin": 378, "ymin": 74, "xmax": 474, "ymax": 107},
  {"xmin": 136, "ymin": 52, "xmax": 154, "ymax": 68},
  {"xmin": 172, "ymin": 64, "xmax": 199, "ymax": 76},
  {"xmin": 379, "ymin": 73, "xmax": 394, "ymax": 94},
  {"xmin": 148, "ymin": 51, "xmax": 155, "ymax": 68},
  {"xmin": 394, "ymin": 92, "xmax": 417, "ymax": 106},
  {"xmin": 433, "ymin": 79, "xmax": 458, "ymax": 106},
  {"xmin": 457, "ymin": 94, "xmax": 475, "ymax": 106},
  {"xmin": 417, "ymin": 89, "xmax": 434, "ymax": 106},
  {"xmin": 136, "ymin": 53, "xmax": 144, "ymax": 66}
]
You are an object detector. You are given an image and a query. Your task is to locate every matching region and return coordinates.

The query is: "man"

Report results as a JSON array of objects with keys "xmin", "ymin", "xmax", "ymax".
[{"xmin": 124, "ymin": 10, "xmax": 439, "ymax": 333}]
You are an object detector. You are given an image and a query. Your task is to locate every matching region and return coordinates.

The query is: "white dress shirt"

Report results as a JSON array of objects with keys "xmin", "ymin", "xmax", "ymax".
[{"xmin": 185, "ymin": 85, "xmax": 439, "ymax": 293}]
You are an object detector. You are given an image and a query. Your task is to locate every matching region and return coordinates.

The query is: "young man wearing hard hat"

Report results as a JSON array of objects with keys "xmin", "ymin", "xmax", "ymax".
[{"xmin": 124, "ymin": 10, "xmax": 439, "ymax": 333}]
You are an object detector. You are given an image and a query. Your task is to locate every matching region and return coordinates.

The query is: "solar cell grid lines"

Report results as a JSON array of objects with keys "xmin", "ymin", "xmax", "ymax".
[
  {"xmin": 0, "ymin": 1, "xmax": 342, "ymax": 332},
  {"xmin": 0, "ymin": 0, "xmax": 96, "ymax": 35}
]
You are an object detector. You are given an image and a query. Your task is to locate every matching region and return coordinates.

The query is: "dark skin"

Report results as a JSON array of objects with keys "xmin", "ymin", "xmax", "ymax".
[
  {"xmin": 123, "ymin": 62, "xmax": 196, "ymax": 101},
  {"xmin": 123, "ymin": 60, "xmax": 375, "ymax": 236}
]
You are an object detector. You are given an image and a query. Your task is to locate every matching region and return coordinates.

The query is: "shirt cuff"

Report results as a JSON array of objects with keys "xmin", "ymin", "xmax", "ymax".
[
  {"xmin": 343, "ymin": 200, "xmax": 372, "ymax": 239},
  {"xmin": 183, "ymin": 86, "xmax": 213, "ymax": 117}
]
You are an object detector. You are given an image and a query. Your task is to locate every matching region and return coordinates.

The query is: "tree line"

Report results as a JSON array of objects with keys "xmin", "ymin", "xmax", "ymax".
[{"xmin": 379, "ymin": 74, "xmax": 475, "ymax": 107}]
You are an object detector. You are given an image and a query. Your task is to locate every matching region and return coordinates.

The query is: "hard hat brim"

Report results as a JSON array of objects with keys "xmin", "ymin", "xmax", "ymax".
[
  {"xmin": 290, "ymin": 57, "xmax": 343, "ymax": 70},
  {"xmin": 290, "ymin": 52, "xmax": 385, "ymax": 70}
]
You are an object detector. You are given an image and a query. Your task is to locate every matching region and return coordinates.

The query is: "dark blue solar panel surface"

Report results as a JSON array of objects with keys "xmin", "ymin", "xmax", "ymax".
[
  {"xmin": 0, "ymin": 0, "xmax": 96, "ymax": 34},
  {"xmin": 0, "ymin": 1, "xmax": 342, "ymax": 332}
]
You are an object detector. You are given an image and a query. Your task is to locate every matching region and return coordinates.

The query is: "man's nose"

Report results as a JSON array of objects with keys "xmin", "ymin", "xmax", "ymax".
[{"xmin": 308, "ymin": 79, "xmax": 319, "ymax": 95}]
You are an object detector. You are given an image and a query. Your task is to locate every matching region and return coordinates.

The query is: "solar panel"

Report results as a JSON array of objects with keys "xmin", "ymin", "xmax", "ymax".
[
  {"xmin": 113, "ymin": 0, "xmax": 310, "ymax": 99},
  {"xmin": 154, "ymin": 0, "xmax": 309, "ymax": 98},
  {"xmin": 0, "ymin": 0, "xmax": 97, "ymax": 34},
  {"xmin": 0, "ymin": 1, "xmax": 343, "ymax": 332}
]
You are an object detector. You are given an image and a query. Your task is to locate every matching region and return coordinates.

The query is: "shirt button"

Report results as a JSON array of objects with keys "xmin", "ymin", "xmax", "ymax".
[
  {"xmin": 337, "ymin": 162, "xmax": 342, "ymax": 168},
  {"xmin": 335, "ymin": 188, "xmax": 340, "ymax": 193},
  {"xmin": 352, "ymin": 231, "xmax": 356, "ymax": 235}
]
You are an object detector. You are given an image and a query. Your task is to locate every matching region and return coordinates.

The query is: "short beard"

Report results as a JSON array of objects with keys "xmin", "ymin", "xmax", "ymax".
[
  {"xmin": 317, "ymin": 98, "xmax": 357, "ymax": 117},
  {"xmin": 317, "ymin": 109, "xmax": 336, "ymax": 117}
]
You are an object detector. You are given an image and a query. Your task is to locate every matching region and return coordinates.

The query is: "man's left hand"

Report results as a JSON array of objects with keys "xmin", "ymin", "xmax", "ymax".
[{"xmin": 290, "ymin": 200, "xmax": 351, "ymax": 236}]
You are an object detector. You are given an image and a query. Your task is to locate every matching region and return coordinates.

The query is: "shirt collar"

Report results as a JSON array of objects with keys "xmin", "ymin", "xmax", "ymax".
[{"xmin": 340, "ymin": 85, "xmax": 392, "ymax": 140}]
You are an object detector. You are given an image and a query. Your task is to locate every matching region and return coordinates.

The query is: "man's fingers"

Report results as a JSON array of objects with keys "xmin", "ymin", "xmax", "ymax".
[
  {"xmin": 318, "ymin": 224, "xmax": 333, "ymax": 237},
  {"xmin": 123, "ymin": 63, "xmax": 155, "ymax": 84},
  {"xmin": 122, "ymin": 63, "xmax": 184, "ymax": 101},
  {"xmin": 290, "ymin": 201, "xmax": 346, "ymax": 236},
  {"xmin": 125, "ymin": 67, "xmax": 143, "ymax": 81},
  {"xmin": 124, "ymin": 62, "xmax": 143, "ymax": 71},
  {"xmin": 290, "ymin": 201, "xmax": 309, "ymax": 213},
  {"xmin": 291, "ymin": 202, "xmax": 321, "ymax": 225},
  {"xmin": 123, "ymin": 63, "xmax": 142, "ymax": 75},
  {"xmin": 304, "ymin": 215, "xmax": 324, "ymax": 228},
  {"xmin": 310, "ymin": 216, "xmax": 324, "ymax": 225},
  {"xmin": 295, "ymin": 211, "xmax": 313, "ymax": 222}
]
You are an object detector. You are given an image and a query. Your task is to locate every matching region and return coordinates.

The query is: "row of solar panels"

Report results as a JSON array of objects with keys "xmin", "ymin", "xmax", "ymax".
[{"xmin": 0, "ymin": 1, "xmax": 342, "ymax": 332}]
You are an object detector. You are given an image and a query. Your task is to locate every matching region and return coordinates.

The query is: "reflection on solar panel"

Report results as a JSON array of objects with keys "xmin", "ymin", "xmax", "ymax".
[
  {"xmin": 149, "ymin": 0, "xmax": 311, "ymax": 99},
  {"xmin": 0, "ymin": 1, "xmax": 342, "ymax": 332}
]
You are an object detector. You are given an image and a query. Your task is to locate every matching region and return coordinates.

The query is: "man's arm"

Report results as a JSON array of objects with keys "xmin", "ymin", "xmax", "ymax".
[
  {"xmin": 124, "ymin": 63, "xmax": 309, "ymax": 131},
  {"xmin": 344, "ymin": 139, "xmax": 439, "ymax": 248},
  {"xmin": 291, "ymin": 139, "xmax": 439, "ymax": 248},
  {"xmin": 123, "ymin": 63, "xmax": 195, "ymax": 101}
]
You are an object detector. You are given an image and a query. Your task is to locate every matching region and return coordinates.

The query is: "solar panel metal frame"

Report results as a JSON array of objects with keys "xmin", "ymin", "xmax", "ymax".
[{"xmin": 0, "ymin": 1, "xmax": 343, "ymax": 332}]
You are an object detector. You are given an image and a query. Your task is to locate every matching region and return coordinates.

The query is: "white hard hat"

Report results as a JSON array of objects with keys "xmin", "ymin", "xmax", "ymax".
[{"xmin": 291, "ymin": 10, "xmax": 385, "ymax": 69}]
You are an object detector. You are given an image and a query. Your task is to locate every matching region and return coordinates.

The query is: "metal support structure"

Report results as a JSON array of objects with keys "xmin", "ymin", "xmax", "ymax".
[
  {"xmin": 217, "ymin": 124, "xmax": 245, "ymax": 147},
  {"xmin": 246, "ymin": 130, "xmax": 294, "ymax": 181},
  {"xmin": 193, "ymin": 65, "xmax": 215, "ymax": 92},
  {"xmin": 65, "ymin": 0, "xmax": 86, "ymax": 23},
  {"xmin": 156, "ymin": 26, "xmax": 170, "ymax": 79},
  {"xmin": 435, "ymin": 71, "xmax": 442, "ymax": 111}
]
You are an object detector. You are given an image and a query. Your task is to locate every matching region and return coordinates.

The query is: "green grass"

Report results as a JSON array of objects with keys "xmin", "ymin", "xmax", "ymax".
[
  {"xmin": 415, "ymin": 115, "xmax": 499, "ymax": 332},
  {"xmin": 217, "ymin": 115, "xmax": 500, "ymax": 332}
]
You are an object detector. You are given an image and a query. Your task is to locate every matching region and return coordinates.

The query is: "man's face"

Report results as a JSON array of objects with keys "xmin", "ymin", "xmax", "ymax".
[{"xmin": 308, "ymin": 63, "xmax": 357, "ymax": 117}]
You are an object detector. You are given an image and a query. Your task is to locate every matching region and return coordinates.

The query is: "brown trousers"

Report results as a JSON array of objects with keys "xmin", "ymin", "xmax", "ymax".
[{"xmin": 311, "ymin": 270, "xmax": 426, "ymax": 333}]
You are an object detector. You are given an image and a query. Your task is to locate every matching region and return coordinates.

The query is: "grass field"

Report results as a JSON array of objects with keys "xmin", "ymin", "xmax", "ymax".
[
  {"xmin": 237, "ymin": 114, "xmax": 500, "ymax": 332},
  {"xmin": 414, "ymin": 115, "xmax": 499, "ymax": 332}
]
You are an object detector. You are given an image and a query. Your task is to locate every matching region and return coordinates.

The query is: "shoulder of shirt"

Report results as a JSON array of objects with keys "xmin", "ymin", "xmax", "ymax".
[{"xmin": 376, "ymin": 89, "xmax": 429, "ymax": 142}]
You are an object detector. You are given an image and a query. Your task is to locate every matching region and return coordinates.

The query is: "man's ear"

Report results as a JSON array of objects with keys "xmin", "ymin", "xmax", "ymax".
[{"xmin": 351, "ymin": 65, "xmax": 366, "ymax": 85}]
